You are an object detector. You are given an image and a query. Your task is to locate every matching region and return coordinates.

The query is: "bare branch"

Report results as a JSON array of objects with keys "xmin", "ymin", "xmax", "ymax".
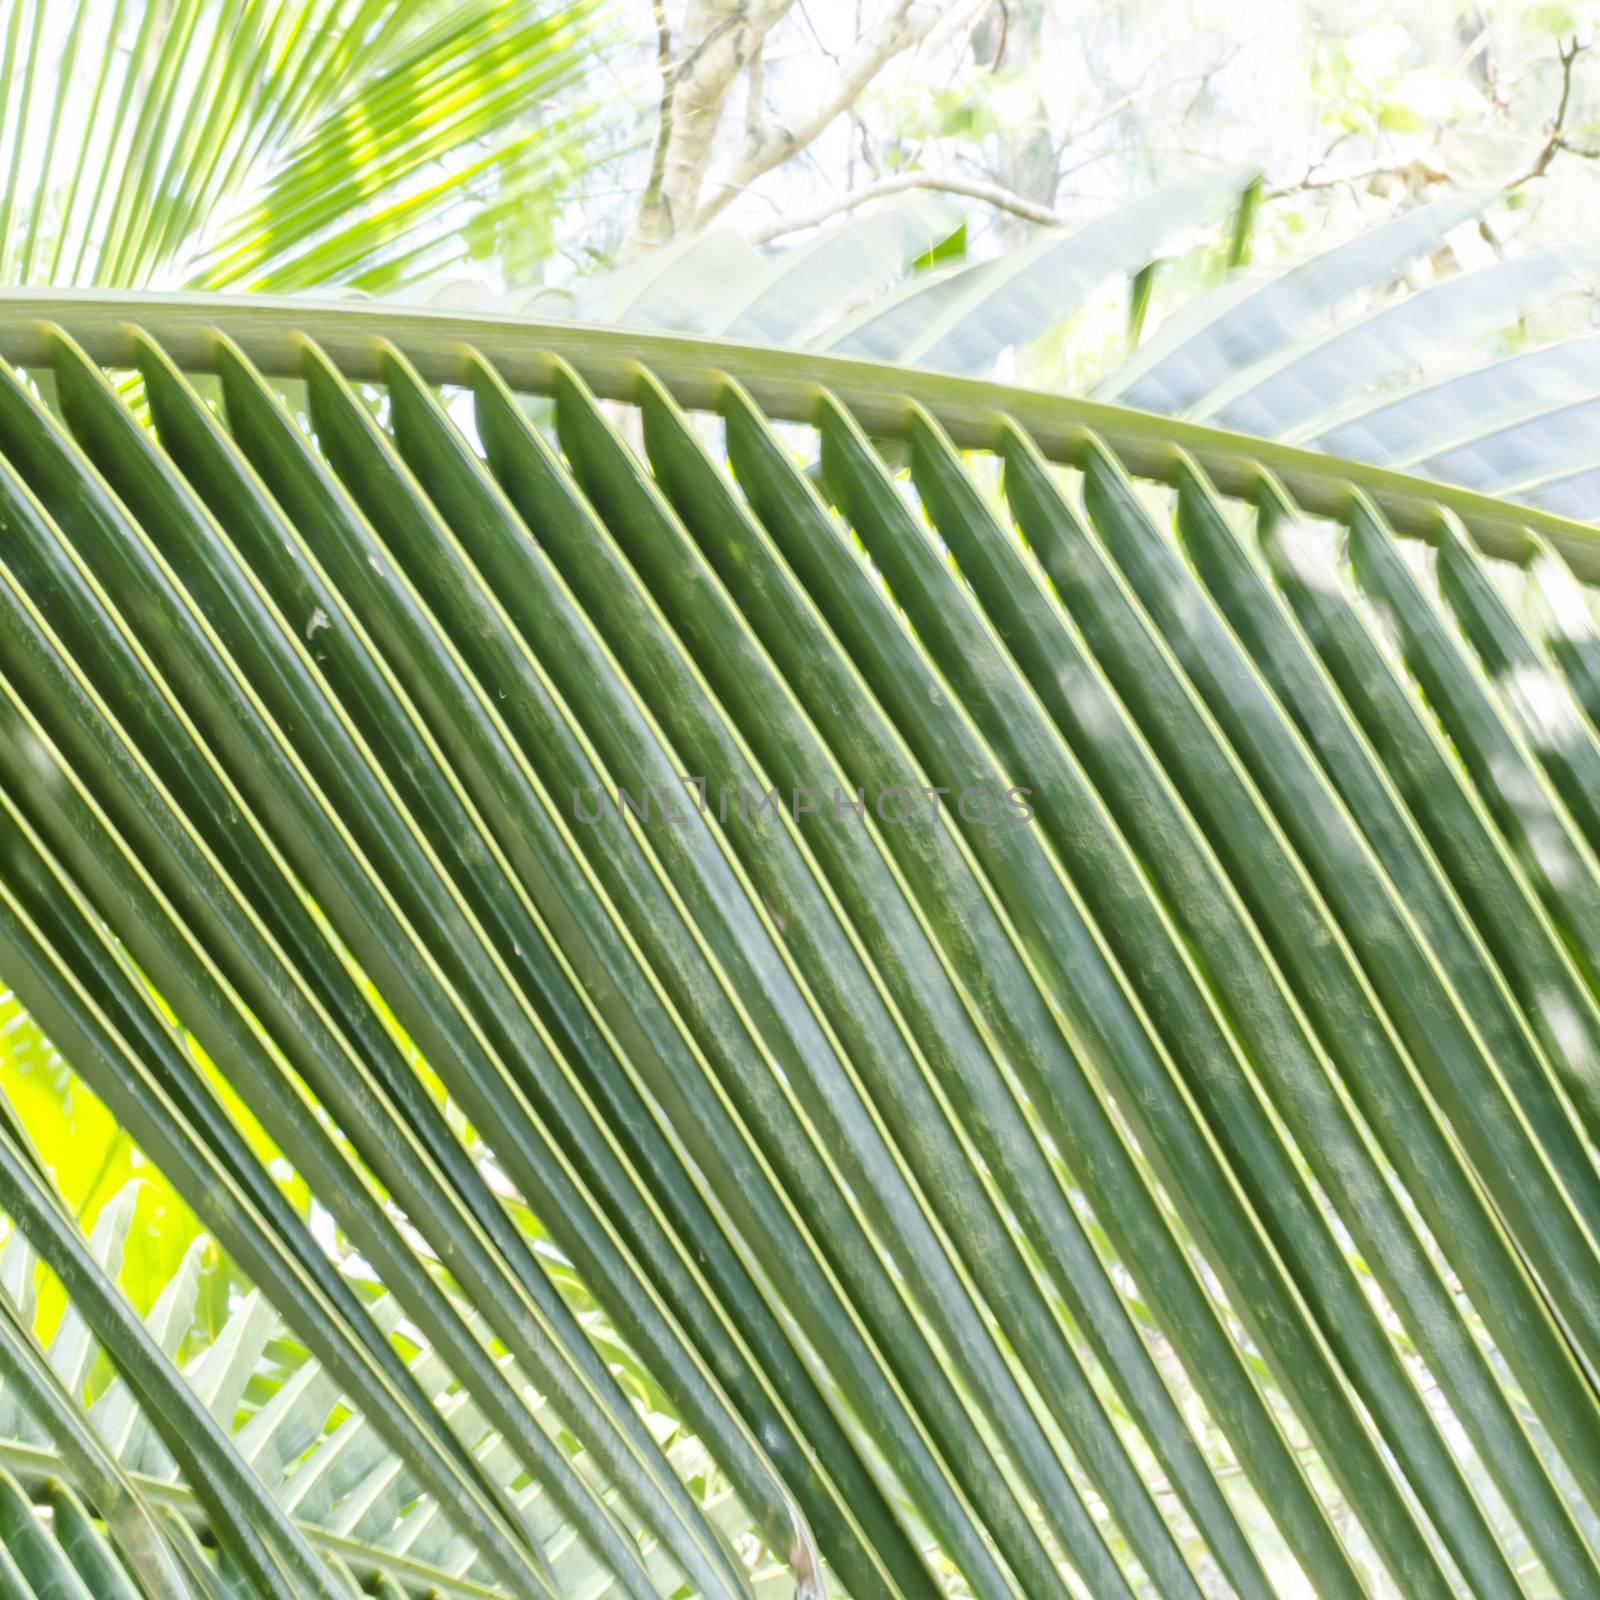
[
  {"xmin": 748, "ymin": 168, "xmax": 1065, "ymax": 242},
  {"xmin": 694, "ymin": 0, "xmax": 993, "ymax": 231},
  {"xmin": 914, "ymin": 0, "xmax": 998, "ymax": 66},
  {"xmin": 850, "ymin": 110, "xmax": 882, "ymax": 179},
  {"xmin": 1507, "ymin": 35, "xmax": 1588, "ymax": 188},
  {"xmin": 743, "ymin": 37, "xmax": 766, "ymax": 153},
  {"xmin": 1264, "ymin": 155, "xmax": 1450, "ymax": 202}
]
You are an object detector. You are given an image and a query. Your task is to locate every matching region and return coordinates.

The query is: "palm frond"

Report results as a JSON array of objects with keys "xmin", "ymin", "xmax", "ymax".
[
  {"xmin": 0, "ymin": 1187, "xmax": 776, "ymax": 1597},
  {"xmin": 0, "ymin": 286, "xmax": 1596, "ymax": 1598},
  {"xmin": 454, "ymin": 178, "xmax": 1600, "ymax": 528},
  {"xmin": 0, "ymin": 0, "xmax": 607, "ymax": 292}
]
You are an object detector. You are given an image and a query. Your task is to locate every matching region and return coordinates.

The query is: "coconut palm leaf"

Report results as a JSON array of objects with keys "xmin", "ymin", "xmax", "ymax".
[
  {"xmin": 421, "ymin": 198, "xmax": 963, "ymax": 341},
  {"xmin": 534, "ymin": 178, "xmax": 1600, "ymax": 529},
  {"xmin": 0, "ymin": 1183, "xmax": 770, "ymax": 1598},
  {"xmin": 811, "ymin": 166, "xmax": 1251, "ymax": 371},
  {"xmin": 0, "ymin": 286, "xmax": 1597, "ymax": 1599},
  {"xmin": 1517, "ymin": 464, "xmax": 1600, "ymax": 519},
  {"xmin": 1305, "ymin": 337, "xmax": 1600, "ymax": 467},
  {"xmin": 1093, "ymin": 190, "xmax": 1492, "ymax": 411},
  {"xmin": 0, "ymin": 0, "xmax": 607, "ymax": 292},
  {"xmin": 479, "ymin": 167, "xmax": 1249, "ymax": 379},
  {"xmin": 1188, "ymin": 243, "xmax": 1591, "ymax": 435},
  {"xmin": 710, "ymin": 197, "xmax": 959, "ymax": 343}
]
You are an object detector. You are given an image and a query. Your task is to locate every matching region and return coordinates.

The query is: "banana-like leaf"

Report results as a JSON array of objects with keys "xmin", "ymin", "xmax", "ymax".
[{"xmin": 2, "ymin": 291, "xmax": 1600, "ymax": 1600}]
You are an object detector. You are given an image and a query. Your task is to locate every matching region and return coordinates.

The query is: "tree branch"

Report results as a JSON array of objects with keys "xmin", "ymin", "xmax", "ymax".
[
  {"xmin": 1507, "ymin": 35, "xmax": 1588, "ymax": 188},
  {"xmin": 1263, "ymin": 155, "xmax": 1449, "ymax": 202},
  {"xmin": 747, "ymin": 168, "xmax": 1064, "ymax": 242},
  {"xmin": 743, "ymin": 36, "xmax": 766, "ymax": 152},
  {"xmin": 694, "ymin": 0, "xmax": 993, "ymax": 231}
]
